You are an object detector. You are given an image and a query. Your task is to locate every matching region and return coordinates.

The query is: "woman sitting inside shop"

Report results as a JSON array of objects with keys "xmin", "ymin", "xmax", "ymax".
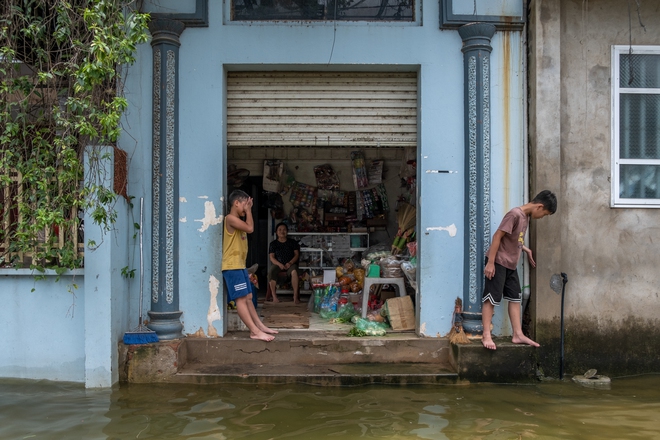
[{"xmin": 268, "ymin": 222, "xmax": 301, "ymax": 304}]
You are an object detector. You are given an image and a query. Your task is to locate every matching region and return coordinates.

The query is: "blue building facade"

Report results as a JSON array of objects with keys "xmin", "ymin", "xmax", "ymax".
[{"xmin": 0, "ymin": 0, "xmax": 527, "ymax": 387}]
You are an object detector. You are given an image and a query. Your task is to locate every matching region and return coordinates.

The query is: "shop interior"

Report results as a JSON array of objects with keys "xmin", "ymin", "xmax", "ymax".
[{"xmin": 227, "ymin": 146, "xmax": 418, "ymax": 334}]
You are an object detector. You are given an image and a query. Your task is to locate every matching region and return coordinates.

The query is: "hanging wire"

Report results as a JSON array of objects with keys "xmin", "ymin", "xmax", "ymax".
[
  {"xmin": 327, "ymin": 0, "xmax": 339, "ymax": 65},
  {"xmin": 628, "ymin": 0, "xmax": 633, "ymax": 85},
  {"xmin": 627, "ymin": 0, "xmax": 646, "ymax": 86},
  {"xmin": 634, "ymin": 0, "xmax": 646, "ymax": 32}
]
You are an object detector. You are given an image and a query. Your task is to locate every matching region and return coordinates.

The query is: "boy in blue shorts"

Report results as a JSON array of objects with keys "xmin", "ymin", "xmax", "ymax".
[
  {"xmin": 482, "ymin": 190, "xmax": 557, "ymax": 350},
  {"xmin": 222, "ymin": 190, "xmax": 277, "ymax": 342}
]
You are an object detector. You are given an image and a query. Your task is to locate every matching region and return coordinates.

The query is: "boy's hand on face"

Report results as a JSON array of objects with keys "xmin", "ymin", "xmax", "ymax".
[{"xmin": 246, "ymin": 197, "xmax": 253, "ymax": 209}]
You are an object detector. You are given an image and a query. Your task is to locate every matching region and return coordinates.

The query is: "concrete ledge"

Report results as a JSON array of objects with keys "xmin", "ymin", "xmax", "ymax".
[
  {"xmin": 453, "ymin": 339, "xmax": 537, "ymax": 383},
  {"xmin": 0, "ymin": 268, "xmax": 84, "ymax": 276},
  {"xmin": 119, "ymin": 333, "xmax": 457, "ymax": 385},
  {"xmin": 176, "ymin": 363, "xmax": 460, "ymax": 386}
]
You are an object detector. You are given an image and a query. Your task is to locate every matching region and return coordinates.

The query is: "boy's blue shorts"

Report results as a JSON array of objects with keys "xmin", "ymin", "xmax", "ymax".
[{"xmin": 223, "ymin": 269, "xmax": 255, "ymax": 302}]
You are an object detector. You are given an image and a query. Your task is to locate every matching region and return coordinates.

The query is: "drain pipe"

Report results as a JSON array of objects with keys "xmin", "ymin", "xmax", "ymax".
[
  {"xmin": 559, "ymin": 273, "xmax": 568, "ymax": 379},
  {"xmin": 521, "ymin": 23, "xmax": 530, "ymax": 325},
  {"xmin": 550, "ymin": 273, "xmax": 569, "ymax": 379}
]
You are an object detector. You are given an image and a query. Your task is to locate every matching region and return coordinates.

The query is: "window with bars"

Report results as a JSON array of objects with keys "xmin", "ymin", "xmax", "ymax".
[
  {"xmin": 230, "ymin": 0, "xmax": 414, "ymax": 21},
  {"xmin": 612, "ymin": 46, "xmax": 660, "ymax": 207},
  {"xmin": 0, "ymin": 169, "xmax": 84, "ymax": 268}
]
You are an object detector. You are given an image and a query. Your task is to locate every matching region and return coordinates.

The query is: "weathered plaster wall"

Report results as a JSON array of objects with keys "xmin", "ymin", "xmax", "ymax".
[{"xmin": 529, "ymin": 0, "xmax": 660, "ymax": 377}]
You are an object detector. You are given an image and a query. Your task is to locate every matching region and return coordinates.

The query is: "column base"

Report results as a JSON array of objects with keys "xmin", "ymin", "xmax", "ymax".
[
  {"xmin": 147, "ymin": 310, "xmax": 184, "ymax": 340},
  {"xmin": 461, "ymin": 312, "xmax": 483, "ymax": 335}
]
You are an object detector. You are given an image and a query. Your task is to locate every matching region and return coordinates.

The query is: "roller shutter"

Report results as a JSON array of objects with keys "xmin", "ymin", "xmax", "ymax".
[{"xmin": 226, "ymin": 71, "xmax": 417, "ymax": 147}]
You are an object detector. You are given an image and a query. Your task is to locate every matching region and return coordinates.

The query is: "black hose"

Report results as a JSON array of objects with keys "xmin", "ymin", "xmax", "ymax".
[{"xmin": 559, "ymin": 273, "xmax": 568, "ymax": 379}]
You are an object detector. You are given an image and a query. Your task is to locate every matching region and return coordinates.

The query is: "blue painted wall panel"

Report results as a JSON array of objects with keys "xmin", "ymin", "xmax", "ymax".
[
  {"xmin": 0, "ymin": 275, "xmax": 85, "ymax": 382},
  {"xmin": 119, "ymin": 0, "xmax": 526, "ymax": 338}
]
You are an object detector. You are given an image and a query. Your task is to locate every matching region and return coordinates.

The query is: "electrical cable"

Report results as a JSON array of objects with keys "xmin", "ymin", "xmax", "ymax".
[{"xmin": 327, "ymin": 0, "xmax": 338, "ymax": 65}]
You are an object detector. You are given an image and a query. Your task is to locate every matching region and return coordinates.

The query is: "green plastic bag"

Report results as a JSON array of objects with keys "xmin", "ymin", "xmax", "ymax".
[
  {"xmin": 335, "ymin": 304, "xmax": 358, "ymax": 322},
  {"xmin": 352, "ymin": 317, "xmax": 389, "ymax": 336}
]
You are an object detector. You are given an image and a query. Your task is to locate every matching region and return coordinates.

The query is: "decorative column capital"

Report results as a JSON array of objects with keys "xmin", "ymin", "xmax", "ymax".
[
  {"xmin": 149, "ymin": 18, "xmax": 186, "ymax": 47},
  {"xmin": 458, "ymin": 22, "xmax": 496, "ymax": 53}
]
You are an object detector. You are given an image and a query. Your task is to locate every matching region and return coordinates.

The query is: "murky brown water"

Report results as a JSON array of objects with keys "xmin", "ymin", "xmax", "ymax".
[{"xmin": 1, "ymin": 375, "xmax": 659, "ymax": 439}]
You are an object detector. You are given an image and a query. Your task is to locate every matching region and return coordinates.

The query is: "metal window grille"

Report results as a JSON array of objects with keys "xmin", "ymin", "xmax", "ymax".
[
  {"xmin": 612, "ymin": 46, "xmax": 660, "ymax": 207},
  {"xmin": 231, "ymin": 0, "xmax": 414, "ymax": 22},
  {"xmin": 0, "ymin": 169, "xmax": 84, "ymax": 268}
]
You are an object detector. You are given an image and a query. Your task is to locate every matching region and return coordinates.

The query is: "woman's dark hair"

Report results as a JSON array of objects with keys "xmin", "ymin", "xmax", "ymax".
[{"xmin": 275, "ymin": 222, "xmax": 288, "ymax": 232}]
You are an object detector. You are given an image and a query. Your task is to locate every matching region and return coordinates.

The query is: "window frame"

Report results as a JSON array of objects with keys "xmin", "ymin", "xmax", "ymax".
[
  {"xmin": 611, "ymin": 45, "xmax": 660, "ymax": 208},
  {"xmin": 224, "ymin": 0, "xmax": 421, "ymax": 25}
]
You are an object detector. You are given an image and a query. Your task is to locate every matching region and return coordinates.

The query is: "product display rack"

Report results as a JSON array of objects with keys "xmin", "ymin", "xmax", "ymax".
[
  {"xmin": 289, "ymin": 232, "xmax": 369, "ymax": 271},
  {"xmin": 269, "ymin": 232, "xmax": 369, "ymax": 295}
]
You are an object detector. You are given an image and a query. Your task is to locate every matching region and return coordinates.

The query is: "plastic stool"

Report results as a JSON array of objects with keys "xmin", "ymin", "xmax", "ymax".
[{"xmin": 361, "ymin": 277, "xmax": 406, "ymax": 318}]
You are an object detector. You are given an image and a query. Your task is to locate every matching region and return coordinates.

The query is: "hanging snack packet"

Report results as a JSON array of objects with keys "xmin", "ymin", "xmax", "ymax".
[
  {"xmin": 351, "ymin": 151, "xmax": 369, "ymax": 189},
  {"xmin": 368, "ymin": 160, "xmax": 384, "ymax": 185}
]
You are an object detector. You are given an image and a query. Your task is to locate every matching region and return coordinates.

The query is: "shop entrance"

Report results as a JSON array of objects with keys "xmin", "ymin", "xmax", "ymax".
[{"xmin": 225, "ymin": 71, "xmax": 418, "ymax": 333}]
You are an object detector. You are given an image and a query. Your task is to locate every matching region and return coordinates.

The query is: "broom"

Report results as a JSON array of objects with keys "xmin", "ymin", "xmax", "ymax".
[
  {"xmin": 123, "ymin": 198, "xmax": 159, "ymax": 345},
  {"xmin": 448, "ymin": 297, "xmax": 470, "ymax": 345},
  {"xmin": 392, "ymin": 202, "xmax": 416, "ymax": 254}
]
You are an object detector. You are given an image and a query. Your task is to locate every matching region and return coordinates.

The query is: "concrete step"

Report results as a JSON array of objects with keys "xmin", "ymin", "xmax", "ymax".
[
  {"xmin": 181, "ymin": 330, "xmax": 454, "ymax": 366},
  {"xmin": 174, "ymin": 331, "xmax": 458, "ymax": 386},
  {"xmin": 120, "ymin": 334, "xmax": 538, "ymax": 385},
  {"xmin": 176, "ymin": 362, "xmax": 458, "ymax": 386}
]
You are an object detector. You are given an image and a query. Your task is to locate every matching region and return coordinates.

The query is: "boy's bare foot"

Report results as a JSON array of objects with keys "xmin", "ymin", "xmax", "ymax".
[
  {"xmin": 250, "ymin": 331, "xmax": 275, "ymax": 342},
  {"xmin": 258, "ymin": 323, "xmax": 278, "ymax": 334},
  {"xmin": 512, "ymin": 335, "xmax": 540, "ymax": 347},
  {"xmin": 482, "ymin": 334, "xmax": 497, "ymax": 350},
  {"xmin": 272, "ymin": 297, "xmax": 280, "ymax": 303},
  {"xmin": 294, "ymin": 296, "xmax": 301, "ymax": 304}
]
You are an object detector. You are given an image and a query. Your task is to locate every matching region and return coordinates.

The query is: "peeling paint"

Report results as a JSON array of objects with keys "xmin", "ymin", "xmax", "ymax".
[
  {"xmin": 420, "ymin": 322, "xmax": 427, "ymax": 335},
  {"xmin": 179, "ymin": 197, "xmax": 187, "ymax": 202},
  {"xmin": 198, "ymin": 195, "xmax": 208, "ymax": 199},
  {"xmin": 191, "ymin": 327, "xmax": 206, "ymax": 338},
  {"xmin": 207, "ymin": 275, "xmax": 222, "ymax": 337},
  {"xmin": 195, "ymin": 201, "xmax": 223, "ymax": 232},
  {"xmin": 425, "ymin": 224, "xmax": 458, "ymax": 237},
  {"xmin": 180, "ymin": 217, "xmax": 187, "ymax": 222}
]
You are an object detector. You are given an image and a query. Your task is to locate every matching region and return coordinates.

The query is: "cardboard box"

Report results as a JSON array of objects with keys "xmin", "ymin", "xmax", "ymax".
[{"xmin": 385, "ymin": 296, "xmax": 415, "ymax": 331}]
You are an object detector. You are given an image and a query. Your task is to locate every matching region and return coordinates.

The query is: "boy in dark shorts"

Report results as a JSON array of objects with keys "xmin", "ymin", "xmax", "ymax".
[
  {"xmin": 222, "ymin": 190, "xmax": 278, "ymax": 342},
  {"xmin": 482, "ymin": 190, "xmax": 557, "ymax": 350}
]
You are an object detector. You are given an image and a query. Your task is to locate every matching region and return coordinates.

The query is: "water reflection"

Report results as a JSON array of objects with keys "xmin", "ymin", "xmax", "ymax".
[{"xmin": 1, "ymin": 375, "xmax": 659, "ymax": 439}]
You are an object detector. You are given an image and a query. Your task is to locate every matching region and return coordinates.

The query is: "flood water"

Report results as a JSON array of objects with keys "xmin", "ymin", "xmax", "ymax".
[{"xmin": 2, "ymin": 375, "xmax": 659, "ymax": 439}]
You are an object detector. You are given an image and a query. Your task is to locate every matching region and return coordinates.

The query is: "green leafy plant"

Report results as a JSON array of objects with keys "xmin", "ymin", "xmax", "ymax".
[
  {"xmin": 0, "ymin": 0, "xmax": 149, "ymax": 272},
  {"xmin": 121, "ymin": 265, "xmax": 135, "ymax": 279}
]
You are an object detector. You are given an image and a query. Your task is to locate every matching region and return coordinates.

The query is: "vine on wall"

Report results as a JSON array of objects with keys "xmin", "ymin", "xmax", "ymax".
[{"xmin": 0, "ymin": 0, "xmax": 149, "ymax": 271}]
